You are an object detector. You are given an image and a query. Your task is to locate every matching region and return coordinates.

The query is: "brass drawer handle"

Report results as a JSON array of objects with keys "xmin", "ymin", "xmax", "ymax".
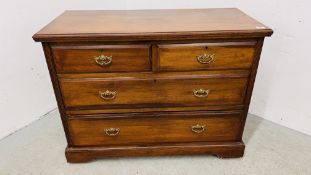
[
  {"xmin": 191, "ymin": 124, "xmax": 206, "ymax": 133},
  {"xmin": 197, "ymin": 53, "xmax": 215, "ymax": 64},
  {"xmin": 99, "ymin": 90, "xmax": 117, "ymax": 101},
  {"xmin": 193, "ymin": 89, "xmax": 210, "ymax": 98},
  {"xmin": 105, "ymin": 128, "xmax": 120, "ymax": 136},
  {"xmin": 94, "ymin": 55, "xmax": 112, "ymax": 66}
]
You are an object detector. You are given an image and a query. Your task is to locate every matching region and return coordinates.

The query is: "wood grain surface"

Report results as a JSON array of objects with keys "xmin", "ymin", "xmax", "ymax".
[
  {"xmin": 65, "ymin": 142, "xmax": 245, "ymax": 163},
  {"xmin": 158, "ymin": 41, "xmax": 256, "ymax": 71},
  {"xmin": 52, "ymin": 44, "xmax": 151, "ymax": 73},
  {"xmin": 33, "ymin": 8, "xmax": 272, "ymax": 42},
  {"xmin": 59, "ymin": 74, "xmax": 248, "ymax": 110},
  {"xmin": 68, "ymin": 111, "xmax": 243, "ymax": 146}
]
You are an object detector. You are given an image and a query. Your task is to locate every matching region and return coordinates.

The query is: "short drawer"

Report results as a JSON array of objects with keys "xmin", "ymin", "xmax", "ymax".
[
  {"xmin": 68, "ymin": 111, "xmax": 243, "ymax": 146},
  {"xmin": 59, "ymin": 73, "xmax": 248, "ymax": 110},
  {"xmin": 52, "ymin": 45, "xmax": 151, "ymax": 73},
  {"xmin": 157, "ymin": 42, "xmax": 256, "ymax": 71}
]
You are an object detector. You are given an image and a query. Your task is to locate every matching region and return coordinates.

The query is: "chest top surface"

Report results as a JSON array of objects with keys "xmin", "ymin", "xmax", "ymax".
[{"xmin": 33, "ymin": 8, "xmax": 272, "ymax": 42}]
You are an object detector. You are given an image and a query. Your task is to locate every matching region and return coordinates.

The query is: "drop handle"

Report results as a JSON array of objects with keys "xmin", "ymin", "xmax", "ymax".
[
  {"xmin": 193, "ymin": 89, "xmax": 210, "ymax": 98},
  {"xmin": 196, "ymin": 53, "xmax": 215, "ymax": 64},
  {"xmin": 191, "ymin": 124, "xmax": 206, "ymax": 133},
  {"xmin": 99, "ymin": 90, "xmax": 117, "ymax": 101},
  {"xmin": 105, "ymin": 128, "xmax": 120, "ymax": 136},
  {"xmin": 94, "ymin": 55, "xmax": 112, "ymax": 66}
]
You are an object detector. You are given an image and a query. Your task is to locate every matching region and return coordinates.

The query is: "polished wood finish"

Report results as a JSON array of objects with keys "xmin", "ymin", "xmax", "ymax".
[
  {"xmin": 158, "ymin": 42, "xmax": 256, "ymax": 71},
  {"xmin": 41, "ymin": 43, "xmax": 73, "ymax": 145},
  {"xmin": 60, "ymin": 74, "xmax": 248, "ymax": 109},
  {"xmin": 238, "ymin": 38, "xmax": 265, "ymax": 140},
  {"xmin": 66, "ymin": 142, "xmax": 245, "ymax": 163},
  {"xmin": 60, "ymin": 70, "xmax": 249, "ymax": 114},
  {"xmin": 68, "ymin": 111, "xmax": 243, "ymax": 146},
  {"xmin": 33, "ymin": 8, "xmax": 272, "ymax": 163},
  {"xmin": 33, "ymin": 8, "xmax": 272, "ymax": 42},
  {"xmin": 52, "ymin": 45, "xmax": 151, "ymax": 73},
  {"xmin": 65, "ymin": 105, "xmax": 245, "ymax": 115}
]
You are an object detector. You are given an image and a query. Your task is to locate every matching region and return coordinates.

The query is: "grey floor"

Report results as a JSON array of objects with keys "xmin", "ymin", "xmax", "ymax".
[{"xmin": 0, "ymin": 111, "xmax": 311, "ymax": 175}]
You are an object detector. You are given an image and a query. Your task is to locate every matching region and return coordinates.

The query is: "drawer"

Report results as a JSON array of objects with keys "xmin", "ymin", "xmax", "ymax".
[
  {"xmin": 52, "ymin": 45, "xmax": 151, "ymax": 73},
  {"xmin": 157, "ymin": 42, "xmax": 256, "ymax": 71},
  {"xmin": 59, "ymin": 73, "xmax": 248, "ymax": 110},
  {"xmin": 68, "ymin": 111, "xmax": 243, "ymax": 146}
]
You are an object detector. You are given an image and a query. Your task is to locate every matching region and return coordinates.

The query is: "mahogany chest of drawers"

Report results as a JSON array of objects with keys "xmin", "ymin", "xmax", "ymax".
[{"xmin": 33, "ymin": 8, "xmax": 272, "ymax": 163}]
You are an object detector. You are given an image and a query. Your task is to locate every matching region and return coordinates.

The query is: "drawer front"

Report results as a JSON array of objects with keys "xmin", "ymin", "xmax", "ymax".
[
  {"xmin": 157, "ymin": 42, "xmax": 256, "ymax": 71},
  {"xmin": 52, "ymin": 45, "xmax": 151, "ymax": 73},
  {"xmin": 68, "ymin": 111, "xmax": 243, "ymax": 146},
  {"xmin": 60, "ymin": 74, "xmax": 248, "ymax": 109}
]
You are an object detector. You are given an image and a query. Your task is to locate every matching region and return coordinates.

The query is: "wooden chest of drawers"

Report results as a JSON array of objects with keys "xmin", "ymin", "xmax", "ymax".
[{"xmin": 33, "ymin": 8, "xmax": 272, "ymax": 163}]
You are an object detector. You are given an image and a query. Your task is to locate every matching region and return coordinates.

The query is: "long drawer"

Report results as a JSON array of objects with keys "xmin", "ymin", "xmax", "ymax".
[
  {"xmin": 157, "ymin": 42, "xmax": 256, "ymax": 71},
  {"xmin": 52, "ymin": 44, "xmax": 151, "ymax": 73},
  {"xmin": 59, "ymin": 73, "xmax": 249, "ymax": 110},
  {"xmin": 68, "ymin": 111, "xmax": 243, "ymax": 146}
]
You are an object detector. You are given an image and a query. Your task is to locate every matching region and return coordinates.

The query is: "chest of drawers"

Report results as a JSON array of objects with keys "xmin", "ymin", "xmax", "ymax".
[{"xmin": 33, "ymin": 8, "xmax": 272, "ymax": 163}]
